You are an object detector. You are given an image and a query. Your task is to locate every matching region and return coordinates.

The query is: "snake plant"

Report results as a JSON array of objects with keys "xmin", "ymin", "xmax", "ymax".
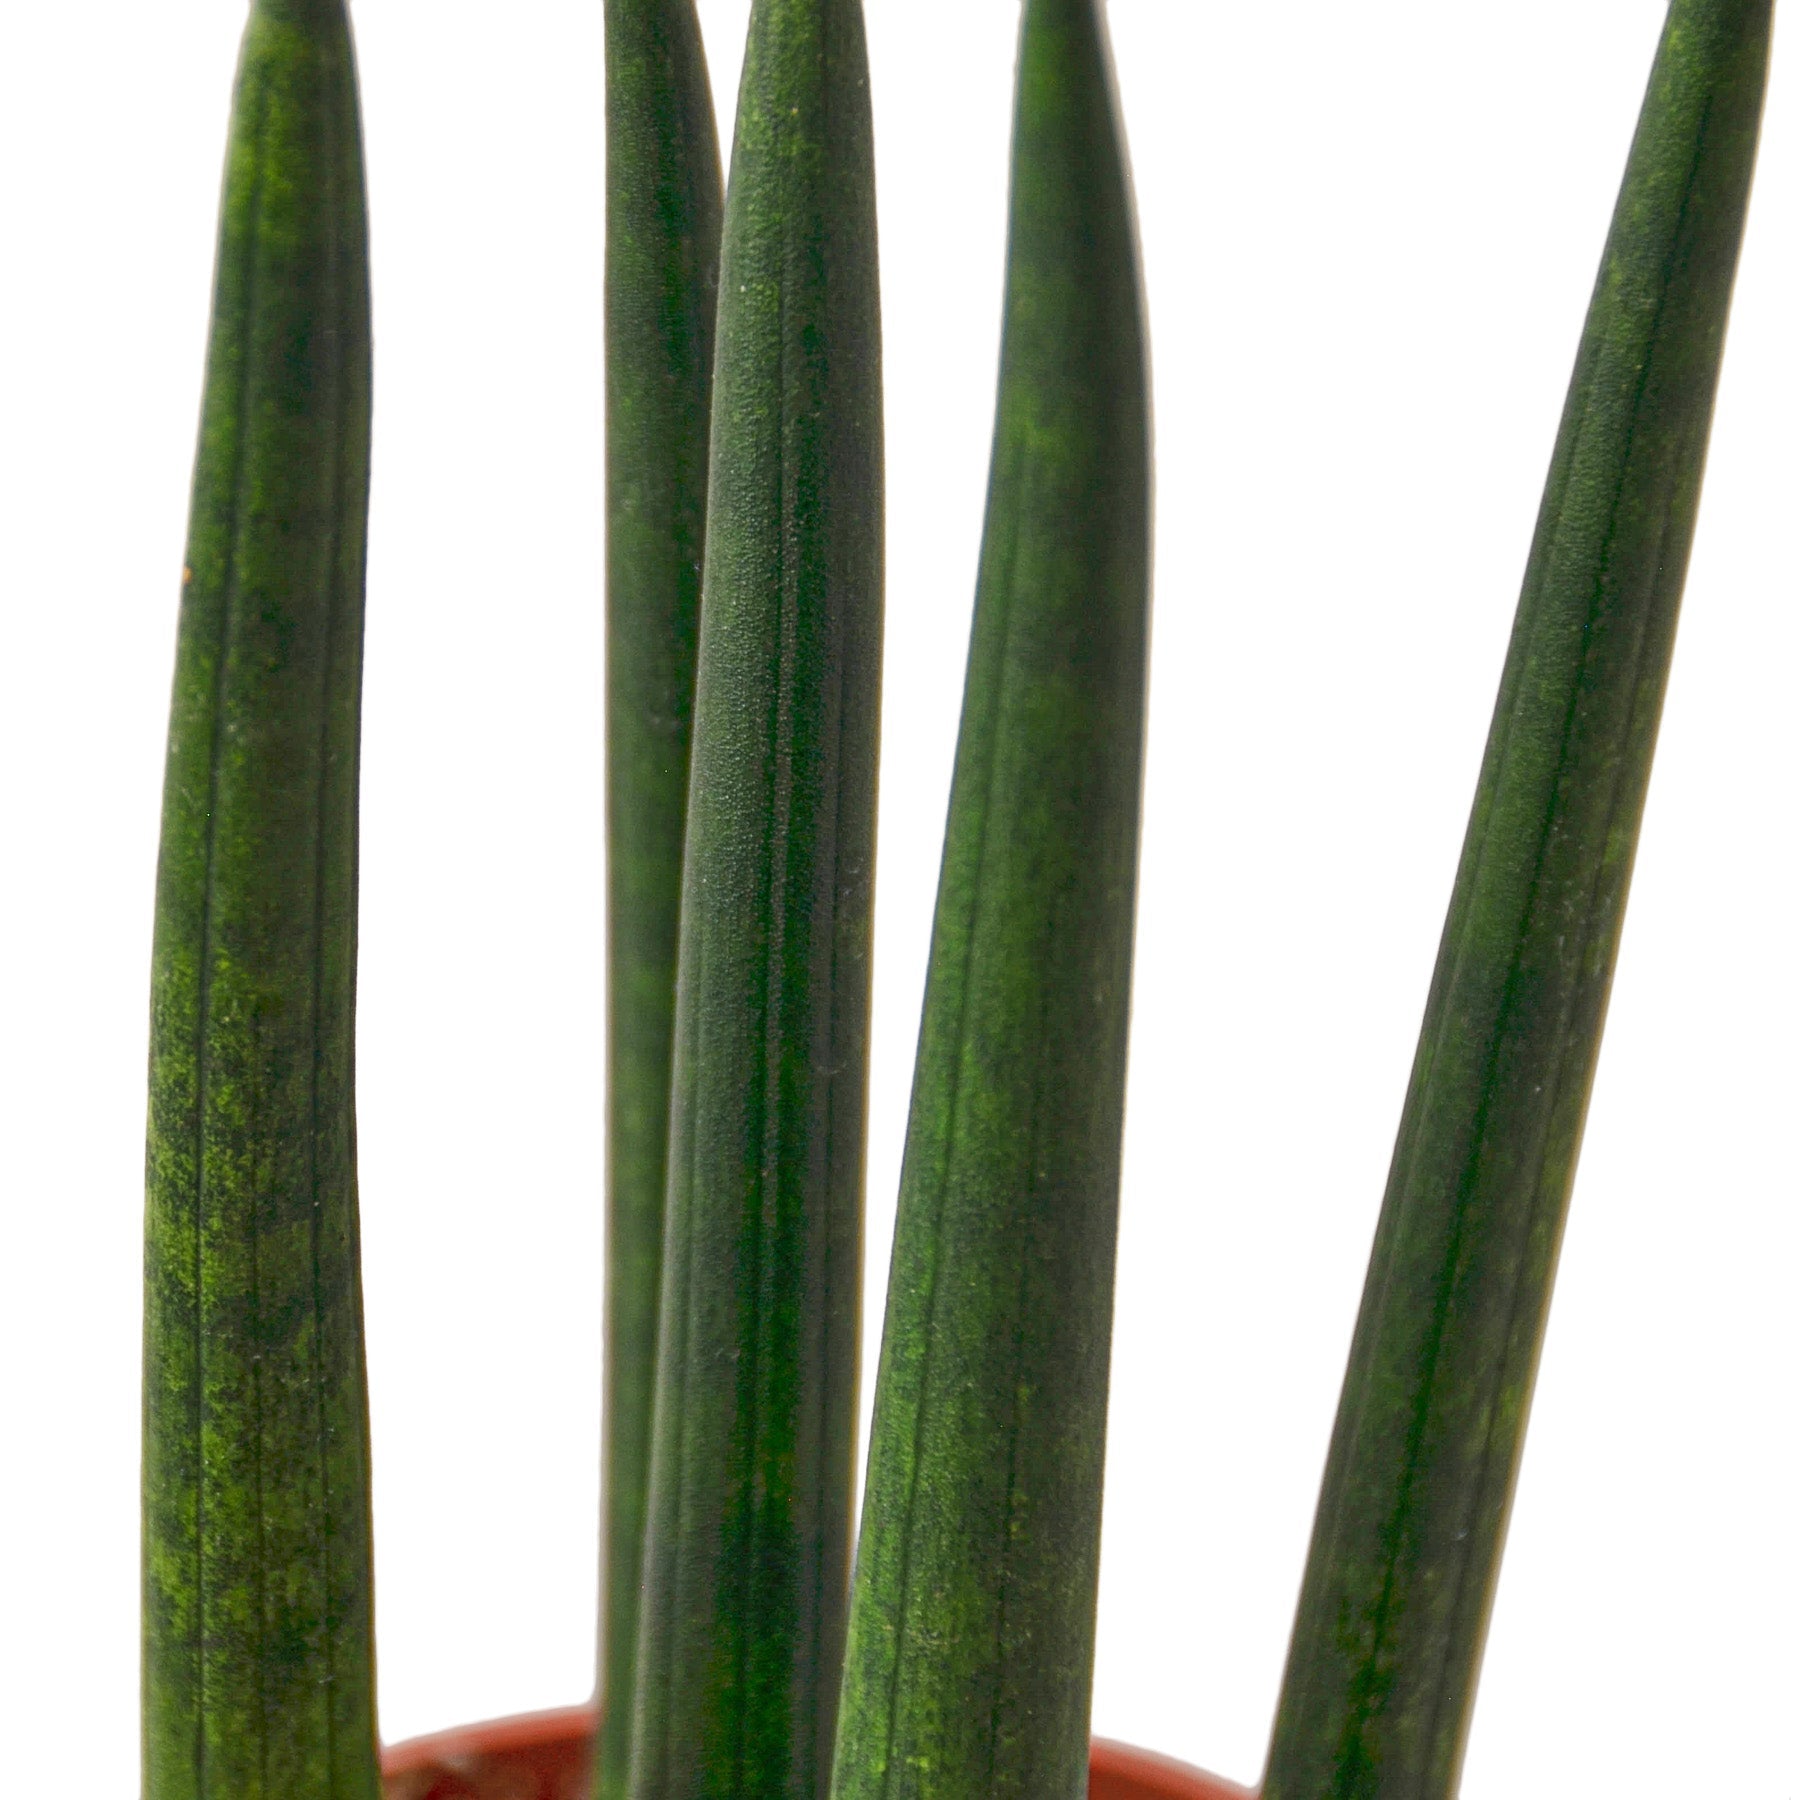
[
  {"xmin": 142, "ymin": 2, "xmax": 1774, "ymax": 1799},
  {"xmin": 143, "ymin": 2, "xmax": 377, "ymax": 1798},
  {"xmin": 1264, "ymin": 2, "xmax": 1772, "ymax": 1795},
  {"xmin": 620, "ymin": 0, "xmax": 883, "ymax": 1796},
  {"xmin": 830, "ymin": 0, "xmax": 1149, "ymax": 1795},
  {"xmin": 597, "ymin": 6, "xmax": 722, "ymax": 1799}
]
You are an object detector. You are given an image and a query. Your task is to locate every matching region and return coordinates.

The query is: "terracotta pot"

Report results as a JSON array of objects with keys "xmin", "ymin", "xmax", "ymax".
[{"xmin": 381, "ymin": 1706, "xmax": 1253, "ymax": 1800}]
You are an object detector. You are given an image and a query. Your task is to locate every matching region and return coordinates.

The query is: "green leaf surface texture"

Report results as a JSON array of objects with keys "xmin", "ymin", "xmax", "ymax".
[
  {"xmin": 829, "ymin": 3, "xmax": 1150, "ymax": 1797},
  {"xmin": 599, "ymin": 6, "xmax": 723, "ymax": 1798},
  {"xmin": 1262, "ymin": 5, "xmax": 1772, "ymax": 1797},
  {"xmin": 623, "ymin": 0, "xmax": 882, "ymax": 1795},
  {"xmin": 142, "ymin": 3, "xmax": 377, "ymax": 1798}
]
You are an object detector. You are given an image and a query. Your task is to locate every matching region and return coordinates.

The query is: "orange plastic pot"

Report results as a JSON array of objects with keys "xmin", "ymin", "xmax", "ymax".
[{"xmin": 381, "ymin": 1706, "xmax": 1253, "ymax": 1800}]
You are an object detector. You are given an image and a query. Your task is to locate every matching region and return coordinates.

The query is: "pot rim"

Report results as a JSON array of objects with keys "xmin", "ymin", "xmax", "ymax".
[{"xmin": 380, "ymin": 1704, "xmax": 1254, "ymax": 1800}]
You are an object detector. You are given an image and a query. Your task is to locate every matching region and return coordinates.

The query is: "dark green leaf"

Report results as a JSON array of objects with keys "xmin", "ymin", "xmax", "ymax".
[
  {"xmin": 830, "ymin": 3, "xmax": 1150, "ymax": 1796},
  {"xmin": 143, "ymin": 4, "xmax": 377, "ymax": 1797},
  {"xmin": 1264, "ymin": 6, "xmax": 1773, "ymax": 1795},
  {"xmin": 624, "ymin": 1, "xmax": 882, "ymax": 1795},
  {"xmin": 598, "ymin": 6, "xmax": 722, "ymax": 1797}
]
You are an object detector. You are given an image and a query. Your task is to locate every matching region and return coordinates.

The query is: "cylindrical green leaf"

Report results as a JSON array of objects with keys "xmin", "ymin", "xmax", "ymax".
[
  {"xmin": 598, "ymin": 6, "xmax": 722, "ymax": 1797},
  {"xmin": 624, "ymin": 0, "xmax": 882, "ymax": 1796},
  {"xmin": 829, "ymin": 3, "xmax": 1149, "ymax": 1798},
  {"xmin": 142, "ymin": 4, "xmax": 377, "ymax": 1799},
  {"xmin": 1263, "ymin": 6, "xmax": 1772, "ymax": 1797}
]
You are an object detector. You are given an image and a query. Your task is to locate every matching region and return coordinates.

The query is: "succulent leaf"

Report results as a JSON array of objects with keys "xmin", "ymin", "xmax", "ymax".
[
  {"xmin": 623, "ymin": 1, "xmax": 882, "ymax": 1795},
  {"xmin": 598, "ymin": 6, "xmax": 723, "ymax": 1797},
  {"xmin": 142, "ymin": 4, "xmax": 378, "ymax": 1797},
  {"xmin": 829, "ymin": 3, "xmax": 1151, "ymax": 1797},
  {"xmin": 1263, "ymin": 5, "xmax": 1774, "ymax": 1795}
]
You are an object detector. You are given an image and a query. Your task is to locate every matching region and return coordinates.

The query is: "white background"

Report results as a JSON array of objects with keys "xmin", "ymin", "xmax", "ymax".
[{"xmin": 0, "ymin": 1, "xmax": 1795, "ymax": 1793}]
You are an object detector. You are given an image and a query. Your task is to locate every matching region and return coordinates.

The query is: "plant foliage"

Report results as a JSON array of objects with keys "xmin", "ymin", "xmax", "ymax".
[
  {"xmin": 830, "ymin": 3, "xmax": 1150, "ymax": 1797},
  {"xmin": 623, "ymin": 1, "xmax": 882, "ymax": 1796},
  {"xmin": 598, "ymin": 5, "xmax": 722, "ymax": 1797},
  {"xmin": 143, "ymin": 3, "xmax": 378, "ymax": 1796},
  {"xmin": 1264, "ymin": 4, "xmax": 1774, "ymax": 1794}
]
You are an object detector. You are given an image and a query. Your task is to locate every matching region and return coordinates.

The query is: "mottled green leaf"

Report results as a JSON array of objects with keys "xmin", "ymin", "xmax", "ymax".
[
  {"xmin": 143, "ymin": 3, "xmax": 378, "ymax": 1798},
  {"xmin": 624, "ymin": 1, "xmax": 882, "ymax": 1797},
  {"xmin": 1264, "ymin": 6, "xmax": 1773, "ymax": 1796},
  {"xmin": 830, "ymin": 3, "xmax": 1150, "ymax": 1797}
]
